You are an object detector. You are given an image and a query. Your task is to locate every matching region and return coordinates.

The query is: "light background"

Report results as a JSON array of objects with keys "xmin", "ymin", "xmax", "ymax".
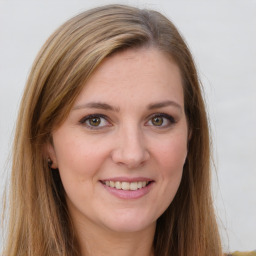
[{"xmin": 0, "ymin": 0, "xmax": 255, "ymax": 252}]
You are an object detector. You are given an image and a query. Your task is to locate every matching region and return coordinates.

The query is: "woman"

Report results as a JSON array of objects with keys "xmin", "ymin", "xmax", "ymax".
[{"xmin": 2, "ymin": 4, "xmax": 224, "ymax": 256}]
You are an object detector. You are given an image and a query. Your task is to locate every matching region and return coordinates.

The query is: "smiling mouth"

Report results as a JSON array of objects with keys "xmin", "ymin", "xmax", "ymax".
[{"xmin": 101, "ymin": 181, "xmax": 151, "ymax": 191}]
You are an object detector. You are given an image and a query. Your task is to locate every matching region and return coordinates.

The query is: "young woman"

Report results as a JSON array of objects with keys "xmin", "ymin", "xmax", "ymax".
[{"xmin": 2, "ymin": 4, "xmax": 225, "ymax": 256}]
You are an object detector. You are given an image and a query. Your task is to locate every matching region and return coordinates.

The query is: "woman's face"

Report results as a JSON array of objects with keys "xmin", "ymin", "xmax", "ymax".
[{"xmin": 48, "ymin": 47, "xmax": 188, "ymax": 234}]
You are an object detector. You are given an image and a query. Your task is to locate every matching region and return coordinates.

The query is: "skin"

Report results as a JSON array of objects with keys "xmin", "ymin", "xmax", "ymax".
[{"xmin": 48, "ymin": 47, "xmax": 189, "ymax": 256}]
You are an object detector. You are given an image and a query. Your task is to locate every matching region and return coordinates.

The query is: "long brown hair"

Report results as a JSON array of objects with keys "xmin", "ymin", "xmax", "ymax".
[{"xmin": 2, "ymin": 4, "xmax": 222, "ymax": 256}]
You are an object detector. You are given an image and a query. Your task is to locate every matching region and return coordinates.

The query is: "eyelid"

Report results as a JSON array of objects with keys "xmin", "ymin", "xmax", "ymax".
[
  {"xmin": 79, "ymin": 112, "xmax": 176, "ymax": 130},
  {"xmin": 146, "ymin": 113, "xmax": 176, "ymax": 127},
  {"xmin": 79, "ymin": 114, "xmax": 112, "ymax": 129},
  {"xmin": 79, "ymin": 114, "xmax": 107, "ymax": 124}
]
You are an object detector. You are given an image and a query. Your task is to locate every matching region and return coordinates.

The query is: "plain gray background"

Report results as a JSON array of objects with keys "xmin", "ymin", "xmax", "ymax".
[{"xmin": 0, "ymin": 0, "xmax": 255, "ymax": 252}]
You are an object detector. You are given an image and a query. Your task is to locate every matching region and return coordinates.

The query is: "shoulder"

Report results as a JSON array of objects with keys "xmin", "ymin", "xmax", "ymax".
[{"xmin": 225, "ymin": 251, "xmax": 256, "ymax": 256}]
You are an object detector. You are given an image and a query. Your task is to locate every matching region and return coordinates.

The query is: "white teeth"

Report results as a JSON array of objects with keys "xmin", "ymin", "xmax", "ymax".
[
  {"xmin": 115, "ymin": 181, "xmax": 121, "ymax": 189},
  {"xmin": 103, "ymin": 180, "xmax": 149, "ymax": 190},
  {"xmin": 121, "ymin": 182, "xmax": 130, "ymax": 190},
  {"xmin": 110, "ymin": 181, "xmax": 115, "ymax": 188},
  {"xmin": 130, "ymin": 182, "xmax": 138, "ymax": 190},
  {"xmin": 137, "ymin": 182, "xmax": 142, "ymax": 189}
]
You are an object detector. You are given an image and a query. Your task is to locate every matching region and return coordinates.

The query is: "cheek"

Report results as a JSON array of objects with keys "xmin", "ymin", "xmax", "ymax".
[
  {"xmin": 53, "ymin": 134, "xmax": 110, "ymax": 181},
  {"xmin": 147, "ymin": 134, "xmax": 187, "ymax": 217},
  {"xmin": 154, "ymin": 132, "xmax": 187, "ymax": 195},
  {"xmin": 156, "ymin": 134, "xmax": 187, "ymax": 171},
  {"xmin": 54, "ymin": 139, "xmax": 105, "ymax": 202}
]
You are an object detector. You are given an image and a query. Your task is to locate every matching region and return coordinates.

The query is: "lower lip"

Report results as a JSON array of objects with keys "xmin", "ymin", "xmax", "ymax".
[{"xmin": 101, "ymin": 182, "xmax": 154, "ymax": 199}]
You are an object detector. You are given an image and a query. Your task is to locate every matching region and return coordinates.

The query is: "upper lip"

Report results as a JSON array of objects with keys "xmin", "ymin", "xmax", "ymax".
[{"xmin": 100, "ymin": 177, "xmax": 153, "ymax": 182}]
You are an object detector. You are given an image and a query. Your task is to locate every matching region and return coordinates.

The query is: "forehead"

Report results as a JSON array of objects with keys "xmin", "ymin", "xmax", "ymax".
[{"xmin": 74, "ymin": 47, "xmax": 184, "ymax": 108}]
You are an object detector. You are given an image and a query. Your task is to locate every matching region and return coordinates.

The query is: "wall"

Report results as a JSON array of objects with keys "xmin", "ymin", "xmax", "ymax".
[{"xmin": 0, "ymin": 0, "xmax": 255, "ymax": 252}]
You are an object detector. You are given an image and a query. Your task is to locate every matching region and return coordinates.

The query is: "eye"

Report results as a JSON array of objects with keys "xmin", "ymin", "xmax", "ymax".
[
  {"xmin": 79, "ymin": 114, "xmax": 111, "ymax": 129},
  {"xmin": 147, "ymin": 113, "xmax": 176, "ymax": 128},
  {"xmin": 151, "ymin": 116, "xmax": 164, "ymax": 126}
]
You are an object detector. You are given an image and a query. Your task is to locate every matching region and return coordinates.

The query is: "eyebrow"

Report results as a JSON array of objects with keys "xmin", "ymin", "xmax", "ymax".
[
  {"xmin": 73, "ymin": 100, "xmax": 182, "ymax": 112},
  {"xmin": 147, "ymin": 100, "xmax": 182, "ymax": 111},
  {"xmin": 73, "ymin": 102, "xmax": 120, "ymax": 112}
]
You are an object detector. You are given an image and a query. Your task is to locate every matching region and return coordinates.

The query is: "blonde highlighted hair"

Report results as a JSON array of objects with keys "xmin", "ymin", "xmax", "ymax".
[{"xmin": 2, "ymin": 4, "xmax": 222, "ymax": 256}]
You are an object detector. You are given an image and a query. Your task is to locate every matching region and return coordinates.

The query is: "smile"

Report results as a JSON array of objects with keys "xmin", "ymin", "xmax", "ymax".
[{"xmin": 102, "ymin": 181, "xmax": 150, "ymax": 191}]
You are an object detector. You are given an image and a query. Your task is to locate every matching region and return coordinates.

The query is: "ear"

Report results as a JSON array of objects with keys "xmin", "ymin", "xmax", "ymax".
[{"xmin": 45, "ymin": 141, "xmax": 58, "ymax": 169}]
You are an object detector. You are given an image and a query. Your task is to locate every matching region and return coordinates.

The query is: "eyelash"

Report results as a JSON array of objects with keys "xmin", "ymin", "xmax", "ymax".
[
  {"xmin": 146, "ymin": 113, "xmax": 176, "ymax": 128},
  {"xmin": 79, "ymin": 114, "xmax": 111, "ymax": 130},
  {"xmin": 79, "ymin": 113, "xmax": 176, "ymax": 130}
]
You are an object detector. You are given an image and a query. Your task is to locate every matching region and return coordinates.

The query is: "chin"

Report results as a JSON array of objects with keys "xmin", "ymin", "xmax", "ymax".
[
  {"xmin": 101, "ymin": 210, "xmax": 157, "ymax": 233},
  {"xmin": 106, "ymin": 221, "xmax": 155, "ymax": 234}
]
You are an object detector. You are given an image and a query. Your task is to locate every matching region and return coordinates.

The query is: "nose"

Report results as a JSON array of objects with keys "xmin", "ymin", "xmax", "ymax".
[{"xmin": 111, "ymin": 124, "xmax": 150, "ymax": 169}]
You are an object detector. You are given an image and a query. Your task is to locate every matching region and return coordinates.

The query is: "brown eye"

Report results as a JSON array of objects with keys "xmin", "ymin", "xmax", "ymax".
[
  {"xmin": 146, "ymin": 113, "xmax": 176, "ymax": 128},
  {"xmin": 152, "ymin": 116, "xmax": 164, "ymax": 126},
  {"xmin": 80, "ymin": 114, "xmax": 110, "ymax": 129},
  {"xmin": 88, "ymin": 117, "xmax": 101, "ymax": 126}
]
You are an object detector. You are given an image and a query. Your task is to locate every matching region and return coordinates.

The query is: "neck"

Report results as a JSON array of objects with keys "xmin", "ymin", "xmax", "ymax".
[{"xmin": 73, "ymin": 217, "xmax": 155, "ymax": 256}]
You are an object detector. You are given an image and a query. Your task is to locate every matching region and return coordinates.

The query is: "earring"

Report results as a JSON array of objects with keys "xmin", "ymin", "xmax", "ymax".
[{"xmin": 48, "ymin": 158, "xmax": 53, "ymax": 168}]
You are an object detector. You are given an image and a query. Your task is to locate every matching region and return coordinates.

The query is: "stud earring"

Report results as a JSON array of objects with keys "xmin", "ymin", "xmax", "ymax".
[{"xmin": 48, "ymin": 158, "xmax": 53, "ymax": 168}]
